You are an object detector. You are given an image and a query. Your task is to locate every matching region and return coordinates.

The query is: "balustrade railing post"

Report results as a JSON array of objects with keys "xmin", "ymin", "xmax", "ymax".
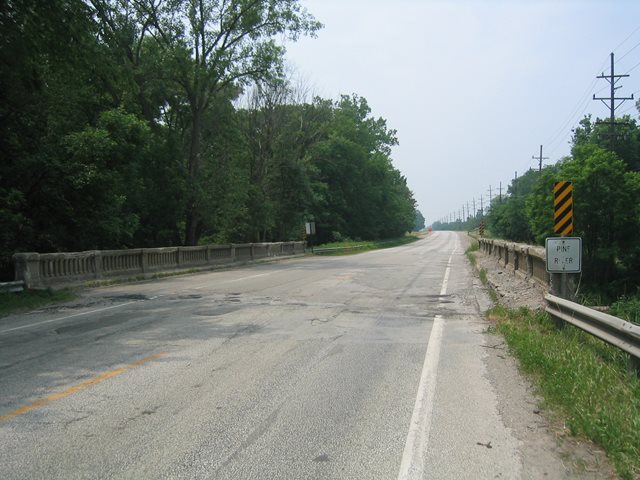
[{"xmin": 13, "ymin": 253, "xmax": 40, "ymax": 289}]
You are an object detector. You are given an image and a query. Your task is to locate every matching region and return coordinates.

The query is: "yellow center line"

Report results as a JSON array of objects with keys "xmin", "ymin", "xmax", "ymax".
[{"xmin": 0, "ymin": 352, "xmax": 167, "ymax": 422}]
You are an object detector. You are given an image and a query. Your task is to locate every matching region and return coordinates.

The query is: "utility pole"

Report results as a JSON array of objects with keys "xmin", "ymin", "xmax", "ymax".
[
  {"xmin": 467, "ymin": 201, "xmax": 470, "ymax": 221},
  {"xmin": 533, "ymin": 145, "xmax": 548, "ymax": 173},
  {"xmin": 488, "ymin": 185, "xmax": 493, "ymax": 210},
  {"xmin": 499, "ymin": 181, "xmax": 502, "ymax": 202},
  {"xmin": 480, "ymin": 195, "xmax": 484, "ymax": 217},
  {"xmin": 472, "ymin": 198, "xmax": 476, "ymax": 218},
  {"xmin": 593, "ymin": 52, "xmax": 634, "ymax": 150}
]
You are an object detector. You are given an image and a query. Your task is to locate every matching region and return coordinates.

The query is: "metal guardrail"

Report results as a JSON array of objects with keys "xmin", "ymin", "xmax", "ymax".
[
  {"xmin": 0, "ymin": 281, "xmax": 24, "ymax": 293},
  {"xmin": 546, "ymin": 294, "xmax": 640, "ymax": 373},
  {"xmin": 476, "ymin": 236, "xmax": 640, "ymax": 373}
]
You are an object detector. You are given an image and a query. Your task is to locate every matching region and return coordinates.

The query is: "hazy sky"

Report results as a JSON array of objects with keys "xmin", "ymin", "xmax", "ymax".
[{"xmin": 284, "ymin": 0, "xmax": 640, "ymax": 225}]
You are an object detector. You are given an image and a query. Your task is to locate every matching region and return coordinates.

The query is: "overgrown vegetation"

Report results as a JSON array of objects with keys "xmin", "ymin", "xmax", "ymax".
[
  {"xmin": 1, "ymin": 1, "xmax": 422, "ymax": 262},
  {"xmin": 488, "ymin": 305, "xmax": 640, "ymax": 479},
  {"xmin": 0, "ymin": 289, "xmax": 76, "ymax": 317},
  {"xmin": 434, "ymin": 115, "xmax": 640, "ymax": 300},
  {"xmin": 610, "ymin": 295, "xmax": 640, "ymax": 325},
  {"xmin": 465, "ymin": 241, "xmax": 479, "ymax": 267}
]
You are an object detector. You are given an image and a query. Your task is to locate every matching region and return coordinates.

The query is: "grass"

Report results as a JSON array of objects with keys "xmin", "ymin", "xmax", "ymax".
[
  {"xmin": 0, "ymin": 289, "xmax": 76, "ymax": 317},
  {"xmin": 465, "ymin": 240, "xmax": 479, "ymax": 267},
  {"xmin": 312, "ymin": 235, "xmax": 420, "ymax": 255},
  {"xmin": 465, "ymin": 240, "xmax": 498, "ymax": 302},
  {"xmin": 487, "ymin": 305, "xmax": 640, "ymax": 479},
  {"xmin": 610, "ymin": 295, "xmax": 640, "ymax": 325}
]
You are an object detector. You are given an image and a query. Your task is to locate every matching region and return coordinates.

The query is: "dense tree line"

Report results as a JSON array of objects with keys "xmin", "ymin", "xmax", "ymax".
[
  {"xmin": 1, "ymin": 0, "xmax": 419, "ymax": 265},
  {"xmin": 435, "ymin": 115, "xmax": 640, "ymax": 297}
]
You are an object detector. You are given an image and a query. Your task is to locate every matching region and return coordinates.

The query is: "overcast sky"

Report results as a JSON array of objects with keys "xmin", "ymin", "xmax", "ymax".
[{"xmin": 284, "ymin": 0, "xmax": 640, "ymax": 225}]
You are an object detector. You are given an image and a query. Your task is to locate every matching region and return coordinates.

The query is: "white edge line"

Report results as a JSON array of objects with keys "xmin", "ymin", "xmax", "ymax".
[
  {"xmin": 0, "ymin": 301, "xmax": 138, "ymax": 335},
  {"xmin": 397, "ymin": 247, "xmax": 456, "ymax": 480}
]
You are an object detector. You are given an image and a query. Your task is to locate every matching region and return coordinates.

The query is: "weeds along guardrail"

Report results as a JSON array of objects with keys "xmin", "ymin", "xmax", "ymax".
[
  {"xmin": 12, "ymin": 242, "xmax": 306, "ymax": 290},
  {"xmin": 546, "ymin": 294, "xmax": 640, "ymax": 374},
  {"xmin": 477, "ymin": 237, "xmax": 640, "ymax": 374}
]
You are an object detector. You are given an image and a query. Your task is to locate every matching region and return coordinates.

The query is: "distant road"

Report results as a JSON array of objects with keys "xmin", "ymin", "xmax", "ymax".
[{"xmin": 0, "ymin": 232, "xmax": 528, "ymax": 479}]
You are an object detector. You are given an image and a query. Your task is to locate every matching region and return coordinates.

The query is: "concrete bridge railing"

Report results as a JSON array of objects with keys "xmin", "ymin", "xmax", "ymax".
[
  {"xmin": 478, "ymin": 238, "xmax": 549, "ymax": 286},
  {"xmin": 13, "ymin": 242, "xmax": 306, "ymax": 290}
]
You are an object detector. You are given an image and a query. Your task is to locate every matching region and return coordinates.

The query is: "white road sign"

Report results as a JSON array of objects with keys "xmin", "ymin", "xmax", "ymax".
[{"xmin": 545, "ymin": 237, "xmax": 582, "ymax": 273}]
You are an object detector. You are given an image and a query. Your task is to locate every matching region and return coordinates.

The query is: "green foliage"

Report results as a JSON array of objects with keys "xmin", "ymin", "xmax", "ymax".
[
  {"xmin": 474, "ymin": 114, "xmax": 640, "ymax": 297},
  {"xmin": 465, "ymin": 241, "xmax": 478, "ymax": 267},
  {"xmin": 0, "ymin": 289, "xmax": 76, "ymax": 317},
  {"xmin": 485, "ymin": 169, "xmax": 539, "ymax": 242},
  {"xmin": 0, "ymin": 1, "xmax": 417, "ymax": 261},
  {"xmin": 307, "ymin": 95, "xmax": 415, "ymax": 243},
  {"xmin": 414, "ymin": 210, "xmax": 426, "ymax": 231},
  {"xmin": 525, "ymin": 164, "xmax": 559, "ymax": 244},
  {"xmin": 489, "ymin": 306, "xmax": 640, "ymax": 479},
  {"xmin": 610, "ymin": 295, "xmax": 640, "ymax": 325}
]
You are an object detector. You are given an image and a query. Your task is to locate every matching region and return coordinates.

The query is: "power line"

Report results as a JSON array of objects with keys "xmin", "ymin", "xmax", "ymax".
[
  {"xmin": 623, "ymin": 58, "xmax": 640, "ymax": 75},
  {"xmin": 545, "ymin": 90, "xmax": 599, "ymax": 158},
  {"xmin": 618, "ymin": 102, "xmax": 639, "ymax": 116},
  {"xmin": 615, "ymin": 39, "xmax": 640, "ymax": 64},
  {"xmin": 541, "ymin": 54, "xmax": 611, "ymax": 157},
  {"xmin": 538, "ymin": 27, "xmax": 640, "ymax": 162},
  {"xmin": 612, "ymin": 25, "xmax": 640, "ymax": 54}
]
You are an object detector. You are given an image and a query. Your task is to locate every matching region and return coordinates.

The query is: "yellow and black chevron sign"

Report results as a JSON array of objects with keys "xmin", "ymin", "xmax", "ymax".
[{"xmin": 553, "ymin": 181, "xmax": 573, "ymax": 235}]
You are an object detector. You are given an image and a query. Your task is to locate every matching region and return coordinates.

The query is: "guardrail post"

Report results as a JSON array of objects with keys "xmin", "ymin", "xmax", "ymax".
[
  {"xmin": 549, "ymin": 273, "xmax": 565, "ymax": 329},
  {"xmin": 629, "ymin": 356, "xmax": 640, "ymax": 378}
]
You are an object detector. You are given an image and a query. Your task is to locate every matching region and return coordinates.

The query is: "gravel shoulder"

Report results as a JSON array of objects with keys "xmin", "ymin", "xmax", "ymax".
[{"xmin": 463, "ymin": 234, "xmax": 617, "ymax": 479}]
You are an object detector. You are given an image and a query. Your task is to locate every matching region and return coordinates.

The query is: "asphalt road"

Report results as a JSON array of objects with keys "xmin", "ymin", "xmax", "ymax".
[{"xmin": 0, "ymin": 232, "xmax": 528, "ymax": 479}]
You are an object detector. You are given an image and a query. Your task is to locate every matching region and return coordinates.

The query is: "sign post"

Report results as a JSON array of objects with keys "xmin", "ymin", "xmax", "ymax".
[
  {"xmin": 549, "ymin": 181, "xmax": 579, "ymax": 303},
  {"xmin": 305, "ymin": 222, "xmax": 316, "ymax": 252}
]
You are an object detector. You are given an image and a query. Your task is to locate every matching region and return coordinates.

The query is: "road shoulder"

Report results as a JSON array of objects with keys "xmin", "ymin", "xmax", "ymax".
[{"xmin": 466, "ymin": 233, "xmax": 616, "ymax": 479}]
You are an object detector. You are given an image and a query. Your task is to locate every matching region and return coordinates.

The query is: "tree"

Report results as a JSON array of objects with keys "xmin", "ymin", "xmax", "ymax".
[
  {"xmin": 525, "ymin": 164, "xmax": 560, "ymax": 245},
  {"xmin": 414, "ymin": 210, "xmax": 426, "ymax": 232},
  {"xmin": 485, "ymin": 169, "xmax": 538, "ymax": 242},
  {"xmin": 308, "ymin": 95, "xmax": 414, "ymax": 242},
  {"xmin": 91, "ymin": 0, "xmax": 322, "ymax": 244},
  {"xmin": 560, "ymin": 145, "xmax": 639, "ymax": 289},
  {"xmin": 0, "ymin": 0, "xmax": 124, "ymax": 254},
  {"xmin": 572, "ymin": 114, "xmax": 640, "ymax": 171}
]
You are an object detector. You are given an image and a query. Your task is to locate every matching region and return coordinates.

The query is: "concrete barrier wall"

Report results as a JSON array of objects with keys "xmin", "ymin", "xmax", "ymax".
[
  {"xmin": 478, "ymin": 238, "xmax": 549, "ymax": 286},
  {"xmin": 13, "ymin": 242, "xmax": 306, "ymax": 290}
]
